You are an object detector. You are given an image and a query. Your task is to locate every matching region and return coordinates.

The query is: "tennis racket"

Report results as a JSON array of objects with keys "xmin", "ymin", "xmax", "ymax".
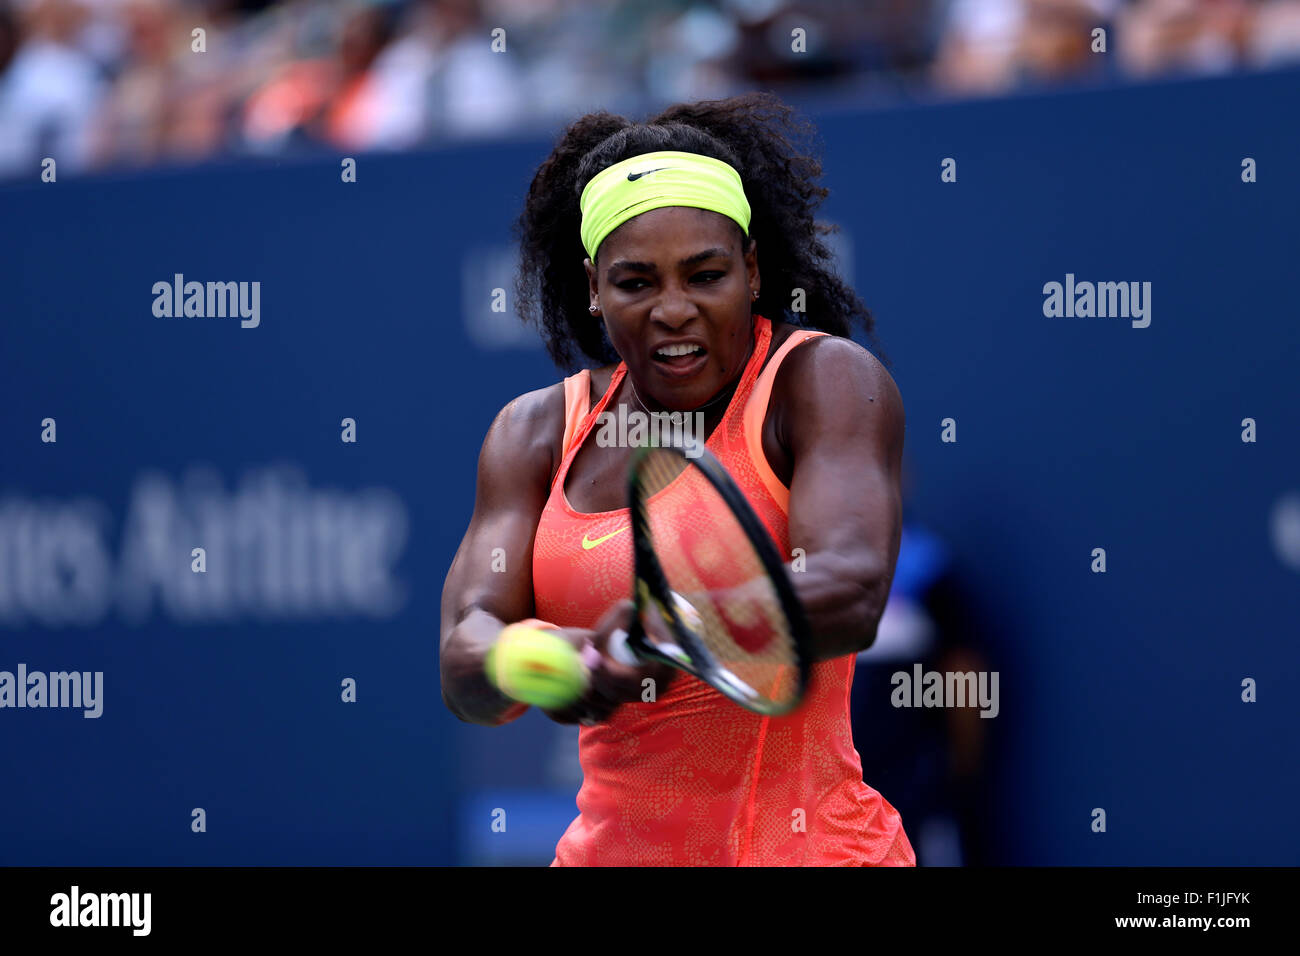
[{"xmin": 606, "ymin": 434, "xmax": 812, "ymax": 715}]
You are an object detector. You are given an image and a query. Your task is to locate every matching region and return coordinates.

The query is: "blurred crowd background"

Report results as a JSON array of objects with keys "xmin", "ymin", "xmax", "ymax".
[{"xmin": 2, "ymin": 0, "xmax": 1299, "ymax": 180}]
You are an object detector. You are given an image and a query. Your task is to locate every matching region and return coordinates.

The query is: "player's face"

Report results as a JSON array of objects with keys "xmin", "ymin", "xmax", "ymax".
[{"xmin": 585, "ymin": 206, "xmax": 760, "ymax": 411}]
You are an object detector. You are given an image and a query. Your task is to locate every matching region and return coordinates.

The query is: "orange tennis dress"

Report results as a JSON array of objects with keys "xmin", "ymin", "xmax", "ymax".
[{"xmin": 531, "ymin": 315, "xmax": 915, "ymax": 866}]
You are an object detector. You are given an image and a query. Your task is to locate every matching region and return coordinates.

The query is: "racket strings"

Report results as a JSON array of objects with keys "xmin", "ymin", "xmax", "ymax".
[{"xmin": 636, "ymin": 447, "xmax": 801, "ymax": 710}]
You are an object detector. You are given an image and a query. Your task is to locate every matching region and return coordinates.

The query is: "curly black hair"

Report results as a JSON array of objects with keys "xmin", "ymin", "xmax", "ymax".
[{"xmin": 512, "ymin": 91, "xmax": 885, "ymax": 370}]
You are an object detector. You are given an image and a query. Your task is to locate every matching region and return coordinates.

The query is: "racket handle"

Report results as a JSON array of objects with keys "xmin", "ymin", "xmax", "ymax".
[{"xmin": 607, "ymin": 628, "xmax": 639, "ymax": 667}]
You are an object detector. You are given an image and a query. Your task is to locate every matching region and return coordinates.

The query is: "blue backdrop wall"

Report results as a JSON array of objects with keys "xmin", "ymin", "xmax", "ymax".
[{"xmin": 2, "ymin": 67, "xmax": 1297, "ymax": 866}]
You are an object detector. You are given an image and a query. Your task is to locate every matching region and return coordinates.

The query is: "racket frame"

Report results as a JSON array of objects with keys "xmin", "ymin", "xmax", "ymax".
[{"xmin": 623, "ymin": 439, "xmax": 813, "ymax": 715}]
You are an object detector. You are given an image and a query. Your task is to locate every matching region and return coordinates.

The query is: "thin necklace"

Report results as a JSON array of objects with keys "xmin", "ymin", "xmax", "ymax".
[{"xmin": 626, "ymin": 375, "xmax": 737, "ymax": 416}]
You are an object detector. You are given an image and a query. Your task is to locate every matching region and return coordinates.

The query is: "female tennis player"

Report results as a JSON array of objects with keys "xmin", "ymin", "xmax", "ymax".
[{"xmin": 440, "ymin": 92, "xmax": 914, "ymax": 866}]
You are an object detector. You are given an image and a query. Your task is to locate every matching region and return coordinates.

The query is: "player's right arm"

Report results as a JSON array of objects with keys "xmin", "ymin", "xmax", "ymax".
[
  {"xmin": 440, "ymin": 385, "xmax": 563, "ymax": 726},
  {"xmin": 440, "ymin": 385, "xmax": 670, "ymax": 727}
]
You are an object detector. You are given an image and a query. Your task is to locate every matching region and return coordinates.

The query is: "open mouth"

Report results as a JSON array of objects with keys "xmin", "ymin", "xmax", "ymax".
[{"xmin": 651, "ymin": 342, "xmax": 709, "ymax": 376}]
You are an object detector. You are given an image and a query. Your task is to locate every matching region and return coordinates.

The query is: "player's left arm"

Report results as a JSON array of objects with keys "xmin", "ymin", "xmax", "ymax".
[{"xmin": 777, "ymin": 335, "xmax": 905, "ymax": 662}]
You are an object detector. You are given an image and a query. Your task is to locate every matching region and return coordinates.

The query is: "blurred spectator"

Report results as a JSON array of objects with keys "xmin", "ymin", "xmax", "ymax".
[
  {"xmin": 1018, "ymin": 0, "xmax": 1117, "ymax": 82},
  {"xmin": 241, "ymin": 2, "xmax": 399, "ymax": 150},
  {"xmin": 423, "ymin": 0, "xmax": 523, "ymax": 138},
  {"xmin": 1118, "ymin": 0, "xmax": 1249, "ymax": 75},
  {"xmin": 931, "ymin": 0, "xmax": 1026, "ymax": 92},
  {"xmin": 1248, "ymin": 0, "xmax": 1300, "ymax": 63},
  {"xmin": 0, "ymin": 0, "xmax": 103, "ymax": 175},
  {"xmin": 91, "ymin": 0, "xmax": 182, "ymax": 166},
  {"xmin": 933, "ymin": 0, "xmax": 1124, "ymax": 93}
]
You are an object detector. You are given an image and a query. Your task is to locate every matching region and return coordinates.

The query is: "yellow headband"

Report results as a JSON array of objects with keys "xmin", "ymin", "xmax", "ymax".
[{"xmin": 578, "ymin": 150, "xmax": 751, "ymax": 261}]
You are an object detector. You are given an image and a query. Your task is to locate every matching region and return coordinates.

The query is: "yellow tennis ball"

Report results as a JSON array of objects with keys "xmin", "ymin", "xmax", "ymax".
[{"xmin": 485, "ymin": 625, "xmax": 589, "ymax": 710}]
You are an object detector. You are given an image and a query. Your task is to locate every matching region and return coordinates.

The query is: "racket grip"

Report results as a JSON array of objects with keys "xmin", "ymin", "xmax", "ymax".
[{"xmin": 607, "ymin": 628, "xmax": 639, "ymax": 667}]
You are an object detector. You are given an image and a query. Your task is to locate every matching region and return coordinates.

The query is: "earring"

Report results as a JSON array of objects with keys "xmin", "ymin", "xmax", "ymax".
[
  {"xmin": 752, "ymin": 290, "xmax": 759, "ymax": 299},
  {"xmin": 589, "ymin": 305, "xmax": 599, "ymax": 314}
]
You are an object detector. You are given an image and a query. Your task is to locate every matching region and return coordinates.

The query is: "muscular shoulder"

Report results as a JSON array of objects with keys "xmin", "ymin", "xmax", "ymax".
[
  {"xmin": 481, "ymin": 380, "xmax": 568, "ymax": 489},
  {"xmin": 771, "ymin": 334, "xmax": 904, "ymax": 454}
]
